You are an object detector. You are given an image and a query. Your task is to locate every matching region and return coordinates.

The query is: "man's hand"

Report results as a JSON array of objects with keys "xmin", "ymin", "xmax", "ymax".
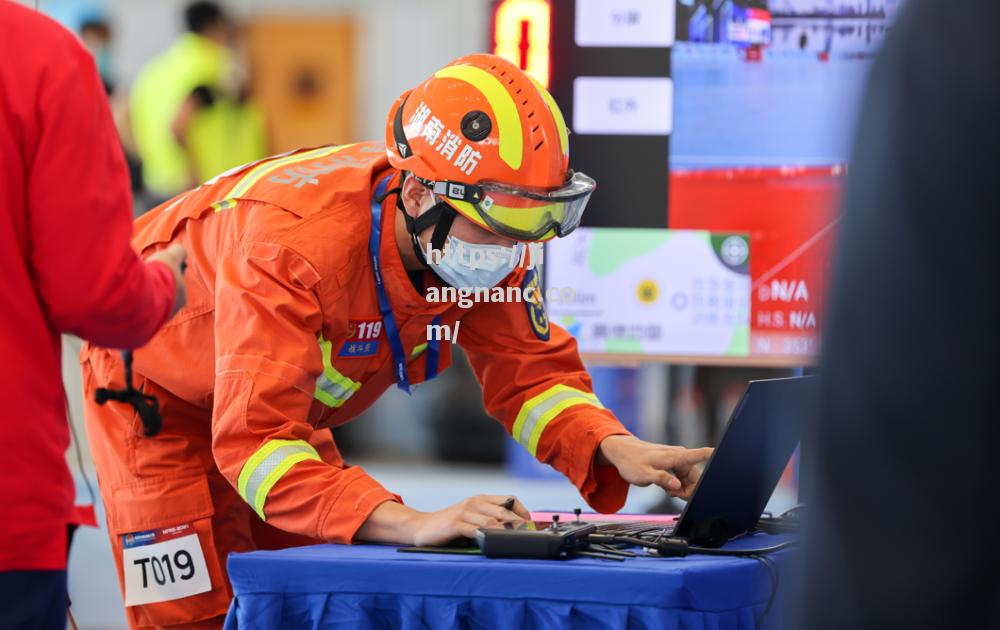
[
  {"xmin": 598, "ymin": 435, "xmax": 713, "ymax": 500},
  {"xmin": 147, "ymin": 244, "xmax": 187, "ymax": 317},
  {"xmin": 409, "ymin": 495, "xmax": 531, "ymax": 547},
  {"xmin": 356, "ymin": 495, "xmax": 531, "ymax": 547}
]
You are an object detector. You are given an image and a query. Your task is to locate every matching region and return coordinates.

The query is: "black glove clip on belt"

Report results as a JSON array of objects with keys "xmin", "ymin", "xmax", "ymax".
[{"xmin": 94, "ymin": 350, "xmax": 163, "ymax": 437}]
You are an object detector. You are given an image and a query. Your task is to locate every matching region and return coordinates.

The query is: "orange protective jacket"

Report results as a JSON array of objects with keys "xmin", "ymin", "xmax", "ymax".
[{"xmin": 82, "ymin": 142, "xmax": 630, "ymax": 544}]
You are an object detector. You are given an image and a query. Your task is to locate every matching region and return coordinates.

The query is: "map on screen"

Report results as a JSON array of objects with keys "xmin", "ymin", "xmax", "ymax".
[{"xmin": 546, "ymin": 228, "xmax": 751, "ymax": 357}]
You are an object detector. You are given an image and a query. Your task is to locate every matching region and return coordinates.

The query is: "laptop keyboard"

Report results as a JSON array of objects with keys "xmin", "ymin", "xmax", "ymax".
[{"xmin": 596, "ymin": 520, "xmax": 675, "ymax": 535}]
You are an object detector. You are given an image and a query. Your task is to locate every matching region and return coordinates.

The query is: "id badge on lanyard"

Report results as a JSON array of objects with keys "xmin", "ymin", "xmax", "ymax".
[{"xmin": 370, "ymin": 175, "xmax": 440, "ymax": 394}]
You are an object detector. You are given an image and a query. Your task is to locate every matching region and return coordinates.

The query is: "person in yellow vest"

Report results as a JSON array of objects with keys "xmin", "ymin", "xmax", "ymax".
[{"xmin": 130, "ymin": 2, "xmax": 266, "ymax": 207}]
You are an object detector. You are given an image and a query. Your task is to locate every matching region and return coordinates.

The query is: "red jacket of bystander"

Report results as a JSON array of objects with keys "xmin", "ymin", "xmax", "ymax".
[{"xmin": 0, "ymin": 2, "xmax": 177, "ymax": 571}]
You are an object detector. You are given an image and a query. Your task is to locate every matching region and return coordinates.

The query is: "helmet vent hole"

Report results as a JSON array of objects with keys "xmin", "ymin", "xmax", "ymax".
[{"xmin": 534, "ymin": 140, "xmax": 544, "ymax": 152}]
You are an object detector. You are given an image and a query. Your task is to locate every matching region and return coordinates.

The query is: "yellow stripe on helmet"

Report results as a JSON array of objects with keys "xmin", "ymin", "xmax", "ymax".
[{"xmin": 434, "ymin": 66, "xmax": 524, "ymax": 171}]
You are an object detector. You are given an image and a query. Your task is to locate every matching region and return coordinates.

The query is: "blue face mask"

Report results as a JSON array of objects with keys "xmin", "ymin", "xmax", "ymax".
[
  {"xmin": 94, "ymin": 48, "xmax": 113, "ymax": 83},
  {"xmin": 428, "ymin": 236, "xmax": 524, "ymax": 290}
]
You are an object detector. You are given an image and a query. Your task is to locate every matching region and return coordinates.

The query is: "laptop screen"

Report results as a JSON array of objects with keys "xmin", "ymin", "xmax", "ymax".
[{"xmin": 673, "ymin": 375, "xmax": 817, "ymax": 546}]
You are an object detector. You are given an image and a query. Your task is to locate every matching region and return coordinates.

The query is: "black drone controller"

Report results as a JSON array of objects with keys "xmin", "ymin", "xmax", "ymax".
[{"xmin": 476, "ymin": 513, "xmax": 597, "ymax": 559}]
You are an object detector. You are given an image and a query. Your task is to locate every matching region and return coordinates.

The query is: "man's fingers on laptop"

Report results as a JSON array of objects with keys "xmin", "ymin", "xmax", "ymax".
[
  {"xmin": 673, "ymin": 456, "xmax": 706, "ymax": 478},
  {"xmin": 675, "ymin": 485, "xmax": 697, "ymax": 501},
  {"xmin": 678, "ymin": 464, "xmax": 705, "ymax": 499},
  {"xmin": 652, "ymin": 450, "xmax": 697, "ymax": 475},
  {"xmin": 685, "ymin": 463, "xmax": 703, "ymax": 485},
  {"xmin": 683, "ymin": 447, "xmax": 714, "ymax": 463},
  {"xmin": 652, "ymin": 470, "xmax": 682, "ymax": 491}
]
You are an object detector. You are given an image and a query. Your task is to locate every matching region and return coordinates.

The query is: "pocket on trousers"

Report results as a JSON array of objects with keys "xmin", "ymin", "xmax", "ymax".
[{"xmin": 107, "ymin": 473, "xmax": 231, "ymax": 627}]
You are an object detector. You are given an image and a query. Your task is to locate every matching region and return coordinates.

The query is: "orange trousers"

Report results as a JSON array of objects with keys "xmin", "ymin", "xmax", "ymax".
[{"xmin": 81, "ymin": 352, "xmax": 330, "ymax": 629}]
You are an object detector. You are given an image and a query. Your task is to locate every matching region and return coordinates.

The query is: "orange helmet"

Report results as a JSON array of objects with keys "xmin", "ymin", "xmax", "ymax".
[{"xmin": 385, "ymin": 54, "xmax": 594, "ymax": 242}]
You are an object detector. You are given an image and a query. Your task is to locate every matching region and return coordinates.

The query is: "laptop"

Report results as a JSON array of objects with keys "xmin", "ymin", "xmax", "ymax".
[{"xmin": 587, "ymin": 375, "xmax": 816, "ymax": 547}]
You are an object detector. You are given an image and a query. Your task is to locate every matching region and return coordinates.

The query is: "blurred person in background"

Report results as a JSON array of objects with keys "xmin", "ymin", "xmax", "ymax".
[
  {"xmin": 130, "ymin": 1, "xmax": 266, "ymax": 209},
  {"xmin": 81, "ymin": 53, "xmax": 713, "ymax": 628},
  {"xmin": 0, "ymin": 3, "xmax": 187, "ymax": 628},
  {"xmin": 78, "ymin": 13, "xmax": 148, "ymax": 208},
  {"xmin": 78, "ymin": 15, "xmax": 114, "ymax": 94},
  {"xmin": 800, "ymin": 0, "xmax": 1000, "ymax": 628}
]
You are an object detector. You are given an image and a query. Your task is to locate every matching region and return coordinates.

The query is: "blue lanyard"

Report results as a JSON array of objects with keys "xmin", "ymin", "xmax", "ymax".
[{"xmin": 370, "ymin": 175, "xmax": 440, "ymax": 394}]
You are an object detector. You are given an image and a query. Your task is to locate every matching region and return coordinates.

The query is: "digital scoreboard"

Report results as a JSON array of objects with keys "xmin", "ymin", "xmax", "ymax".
[{"xmin": 493, "ymin": 0, "xmax": 674, "ymax": 229}]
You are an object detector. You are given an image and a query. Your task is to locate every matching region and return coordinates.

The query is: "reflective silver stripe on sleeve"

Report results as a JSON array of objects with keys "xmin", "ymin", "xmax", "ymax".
[
  {"xmin": 241, "ymin": 443, "xmax": 318, "ymax": 514},
  {"xmin": 316, "ymin": 374, "xmax": 355, "ymax": 403},
  {"xmin": 516, "ymin": 389, "xmax": 599, "ymax": 448}
]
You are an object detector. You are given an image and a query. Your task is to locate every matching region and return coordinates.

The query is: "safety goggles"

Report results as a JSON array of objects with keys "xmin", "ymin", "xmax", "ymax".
[{"xmin": 415, "ymin": 170, "xmax": 596, "ymax": 241}]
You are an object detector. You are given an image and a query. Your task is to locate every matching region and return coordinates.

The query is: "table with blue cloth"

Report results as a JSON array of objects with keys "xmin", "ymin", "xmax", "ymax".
[{"xmin": 223, "ymin": 531, "xmax": 794, "ymax": 629}]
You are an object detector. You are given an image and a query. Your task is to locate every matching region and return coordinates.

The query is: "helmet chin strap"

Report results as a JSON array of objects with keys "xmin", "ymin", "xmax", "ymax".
[
  {"xmin": 401, "ymin": 197, "xmax": 456, "ymax": 272},
  {"xmin": 377, "ymin": 179, "xmax": 457, "ymax": 273}
]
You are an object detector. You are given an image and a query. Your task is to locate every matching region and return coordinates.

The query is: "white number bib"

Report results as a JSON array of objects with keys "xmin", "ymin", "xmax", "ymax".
[{"xmin": 121, "ymin": 523, "xmax": 212, "ymax": 606}]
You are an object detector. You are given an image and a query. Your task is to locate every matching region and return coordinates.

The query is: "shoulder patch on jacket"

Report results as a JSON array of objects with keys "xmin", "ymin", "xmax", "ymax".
[{"xmin": 523, "ymin": 268, "xmax": 549, "ymax": 341}]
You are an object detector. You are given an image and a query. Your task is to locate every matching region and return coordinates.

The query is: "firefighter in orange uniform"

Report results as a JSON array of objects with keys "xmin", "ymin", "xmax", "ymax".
[{"xmin": 81, "ymin": 54, "xmax": 712, "ymax": 628}]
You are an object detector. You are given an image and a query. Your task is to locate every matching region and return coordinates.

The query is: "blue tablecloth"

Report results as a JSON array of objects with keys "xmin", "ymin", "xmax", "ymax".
[{"xmin": 223, "ymin": 534, "xmax": 794, "ymax": 629}]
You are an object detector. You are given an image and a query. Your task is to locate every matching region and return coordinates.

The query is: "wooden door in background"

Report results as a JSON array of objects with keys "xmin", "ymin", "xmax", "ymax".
[{"xmin": 247, "ymin": 17, "xmax": 356, "ymax": 152}]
